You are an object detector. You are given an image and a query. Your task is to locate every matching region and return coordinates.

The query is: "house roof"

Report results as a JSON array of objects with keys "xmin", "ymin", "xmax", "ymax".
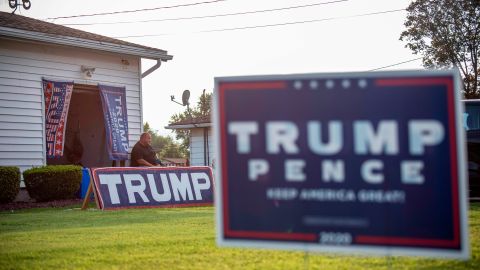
[
  {"xmin": 0, "ymin": 11, "xmax": 172, "ymax": 61},
  {"xmin": 166, "ymin": 115, "xmax": 212, "ymax": 129}
]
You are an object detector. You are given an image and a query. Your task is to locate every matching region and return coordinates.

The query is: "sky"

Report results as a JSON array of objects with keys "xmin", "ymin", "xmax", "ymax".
[{"xmin": 1, "ymin": 0, "xmax": 423, "ymax": 136}]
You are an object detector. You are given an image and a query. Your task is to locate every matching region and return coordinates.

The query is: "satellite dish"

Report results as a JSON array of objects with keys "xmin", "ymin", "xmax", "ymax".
[{"xmin": 182, "ymin": 90, "xmax": 190, "ymax": 106}]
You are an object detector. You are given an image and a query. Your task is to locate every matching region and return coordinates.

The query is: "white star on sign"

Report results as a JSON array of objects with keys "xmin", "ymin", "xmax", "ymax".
[
  {"xmin": 325, "ymin": 80, "xmax": 335, "ymax": 89},
  {"xmin": 342, "ymin": 79, "xmax": 351, "ymax": 88},
  {"xmin": 293, "ymin": 81, "xmax": 303, "ymax": 90},
  {"xmin": 358, "ymin": 79, "xmax": 368, "ymax": 88}
]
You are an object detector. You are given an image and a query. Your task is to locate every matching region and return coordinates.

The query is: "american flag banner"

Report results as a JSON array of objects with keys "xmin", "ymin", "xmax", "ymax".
[
  {"xmin": 42, "ymin": 79, "xmax": 74, "ymax": 158},
  {"xmin": 98, "ymin": 84, "xmax": 129, "ymax": 161}
]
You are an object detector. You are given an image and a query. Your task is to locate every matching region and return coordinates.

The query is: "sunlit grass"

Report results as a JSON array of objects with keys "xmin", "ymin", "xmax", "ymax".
[{"xmin": 0, "ymin": 203, "xmax": 478, "ymax": 269}]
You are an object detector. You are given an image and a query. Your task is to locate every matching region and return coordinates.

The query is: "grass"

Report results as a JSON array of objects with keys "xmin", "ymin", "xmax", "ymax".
[{"xmin": 0, "ymin": 203, "xmax": 479, "ymax": 270}]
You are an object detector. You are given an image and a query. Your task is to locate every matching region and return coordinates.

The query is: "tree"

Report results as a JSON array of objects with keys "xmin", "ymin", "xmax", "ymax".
[
  {"xmin": 142, "ymin": 122, "xmax": 188, "ymax": 158},
  {"xmin": 143, "ymin": 122, "xmax": 152, "ymax": 133},
  {"xmin": 169, "ymin": 90, "xmax": 212, "ymax": 153},
  {"xmin": 195, "ymin": 89, "xmax": 212, "ymax": 117},
  {"xmin": 400, "ymin": 0, "xmax": 480, "ymax": 98}
]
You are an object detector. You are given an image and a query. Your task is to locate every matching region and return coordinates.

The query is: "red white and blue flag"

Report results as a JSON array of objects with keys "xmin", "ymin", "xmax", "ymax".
[{"xmin": 42, "ymin": 79, "xmax": 74, "ymax": 158}]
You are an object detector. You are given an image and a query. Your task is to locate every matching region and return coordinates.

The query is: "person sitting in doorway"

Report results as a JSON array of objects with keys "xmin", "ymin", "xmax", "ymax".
[{"xmin": 130, "ymin": 132, "xmax": 162, "ymax": 167}]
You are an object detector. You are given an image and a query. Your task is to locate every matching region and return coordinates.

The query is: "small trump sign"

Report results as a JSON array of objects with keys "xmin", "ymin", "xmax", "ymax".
[
  {"xmin": 90, "ymin": 166, "xmax": 214, "ymax": 210},
  {"xmin": 213, "ymin": 70, "xmax": 469, "ymax": 259}
]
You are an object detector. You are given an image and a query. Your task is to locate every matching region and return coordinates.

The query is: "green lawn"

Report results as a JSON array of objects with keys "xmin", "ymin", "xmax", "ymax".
[{"xmin": 0, "ymin": 203, "xmax": 479, "ymax": 270}]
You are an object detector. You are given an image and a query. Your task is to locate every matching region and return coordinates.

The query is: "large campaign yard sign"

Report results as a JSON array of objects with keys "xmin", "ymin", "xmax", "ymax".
[
  {"xmin": 214, "ymin": 70, "xmax": 469, "ymax": 259},
  {"xmin": 91, "ymin": 167, "xmax": 214, "ymax": 210}
]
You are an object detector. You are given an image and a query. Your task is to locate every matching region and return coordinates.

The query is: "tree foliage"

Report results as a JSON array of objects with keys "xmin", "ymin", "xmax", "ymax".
[
  {"xmin": 169, "ymin": 90, "xmax": 212, "ymax": 153},
  {"xmin": 143, "ymin": 122, "xmax": 188, "ymax": 158},
  {"xmin": 400, "ymin": 0, "xmax": 480, "ymax": 98}
]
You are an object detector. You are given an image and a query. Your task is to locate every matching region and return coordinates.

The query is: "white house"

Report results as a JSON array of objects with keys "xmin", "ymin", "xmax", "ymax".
[
  {"xmin": 0, "ymin": 12, "xmax": 172, "ymax": 179},
  {"xmin": 166, "ymin": 115, "xmax": 214, "ymax": 167}
]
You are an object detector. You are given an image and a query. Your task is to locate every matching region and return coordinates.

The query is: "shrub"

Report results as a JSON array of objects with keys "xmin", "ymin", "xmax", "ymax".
[
  {"xmin": 23, "ymin": 165, "xmax": 82, "ymax": 202},
  {"xmin": 0, "ymin": 166, "xmax": 20, "ymax": 203}
]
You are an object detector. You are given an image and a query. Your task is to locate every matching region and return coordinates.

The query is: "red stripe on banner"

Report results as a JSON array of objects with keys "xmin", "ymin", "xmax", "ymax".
[
  {"xmin": 91, "ymin": 168, "xmax": 105, "ymax": 209},
  {"xmin": 355, "ymin": 236, "xmax": 458, "ymax": 247},
  {"xmin": 101, "ymin": 202, "xmax": 213, "ymax": 211},
  {"xmin": 445, "ymin": 78, "xmax": 460, "ymax": 246},
  {"xmin": 225, "ymin": 230, "xmax": 317, "ymax": 241},
  {"xmin": 219, "ymin": 84, "xmax": 230, "ymax": 234},
  {"xmin": 219, "ymin": 81, "xmax": 287, "ymax": 91},
  {"xmin": 93, "ymin": 166, "xmax": 212, "ymax": 172},
  {"xmin": 43, "ymin": 81, "xmax": 53, "ymax": 115}
]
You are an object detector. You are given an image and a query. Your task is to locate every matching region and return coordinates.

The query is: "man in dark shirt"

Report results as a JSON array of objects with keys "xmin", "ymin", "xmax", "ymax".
[{"xmin": 130, "ymin": 132, "xmax": 162, "ymax": 167}]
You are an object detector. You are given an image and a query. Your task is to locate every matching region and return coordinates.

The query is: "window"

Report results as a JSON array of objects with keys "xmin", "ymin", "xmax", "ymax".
[{"xmin": 463, "ymin": 100, "xmax": 480, "ymax": 131}]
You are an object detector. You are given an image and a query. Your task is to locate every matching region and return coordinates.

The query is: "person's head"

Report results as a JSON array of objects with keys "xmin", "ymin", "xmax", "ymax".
[{"xmin": 139, "ymin": 132, "xmax": 152, "ymax": 146}]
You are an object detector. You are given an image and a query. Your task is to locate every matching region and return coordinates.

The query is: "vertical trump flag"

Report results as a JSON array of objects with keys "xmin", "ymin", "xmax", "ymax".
[{"xmin": 98, "ymin": 84, "xmax": 129, "ymax": 160}]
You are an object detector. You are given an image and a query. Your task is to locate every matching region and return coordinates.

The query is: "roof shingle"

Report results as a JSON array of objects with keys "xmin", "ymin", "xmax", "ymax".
[{"xmin": 0, "ymin": 11, "xmax": 168, "ymax": 55}]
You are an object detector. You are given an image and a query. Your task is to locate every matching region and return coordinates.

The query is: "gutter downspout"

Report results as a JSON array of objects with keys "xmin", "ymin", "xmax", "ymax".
[
  {"xmin": 141, "ymin": 59, "xmax": 161, "ymax": 78},
  {"xmin": 203, "ymin": 128, "xmax": 207, "ymax": 166}
]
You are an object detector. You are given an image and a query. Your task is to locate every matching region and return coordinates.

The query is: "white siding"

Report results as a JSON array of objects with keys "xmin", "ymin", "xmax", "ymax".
[
  {"xmin": 189, "ymin": 128, "xmax": 214, "ymax": 167},
  {"xmin": 0, "ymin": 38, "xmax": 142, "ymax": 176}
]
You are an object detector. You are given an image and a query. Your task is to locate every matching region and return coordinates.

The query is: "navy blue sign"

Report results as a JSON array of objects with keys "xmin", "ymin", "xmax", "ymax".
[
  {"xmin": 98, "ymin": 84, "xmax": 129, "ymax": 160},
  {"xmin": 92, "ymin": 167, "xmax": 214, "ymax": 210},
  {"xmin": 214, "ymin": 70, "xmax": 468, "ymax": 258}
]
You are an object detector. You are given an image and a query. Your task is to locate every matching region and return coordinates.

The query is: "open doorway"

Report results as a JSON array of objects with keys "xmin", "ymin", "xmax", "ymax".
[{"xmin": 46, "ymin": 84, "xmax": 110, "ymax": 167}]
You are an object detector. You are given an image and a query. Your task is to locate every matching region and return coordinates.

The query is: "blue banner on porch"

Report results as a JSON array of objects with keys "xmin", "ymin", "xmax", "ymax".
[
  {"xmin": 98, "ymin": 84, "xmax": 129, "ymax": 160},
  {"xmin": 42, "ymin": 79, "xmax": 74, "ymax": 158}
]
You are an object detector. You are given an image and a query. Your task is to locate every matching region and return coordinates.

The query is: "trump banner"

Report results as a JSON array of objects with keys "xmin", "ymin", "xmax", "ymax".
[
  {"xmin": 214, "ymin": 70, "xmax": 469, "ymax": 259},
  {"xmin": 42, "ymin": 79, "xmax": 73, "ymax": 158},
  {"xmin": 91, "ymin": 167, "xmax": 214, "ymax": 210},
  {"xmin": 98, "ymin": 84, "xmax": 129, "ymax": 160}
]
